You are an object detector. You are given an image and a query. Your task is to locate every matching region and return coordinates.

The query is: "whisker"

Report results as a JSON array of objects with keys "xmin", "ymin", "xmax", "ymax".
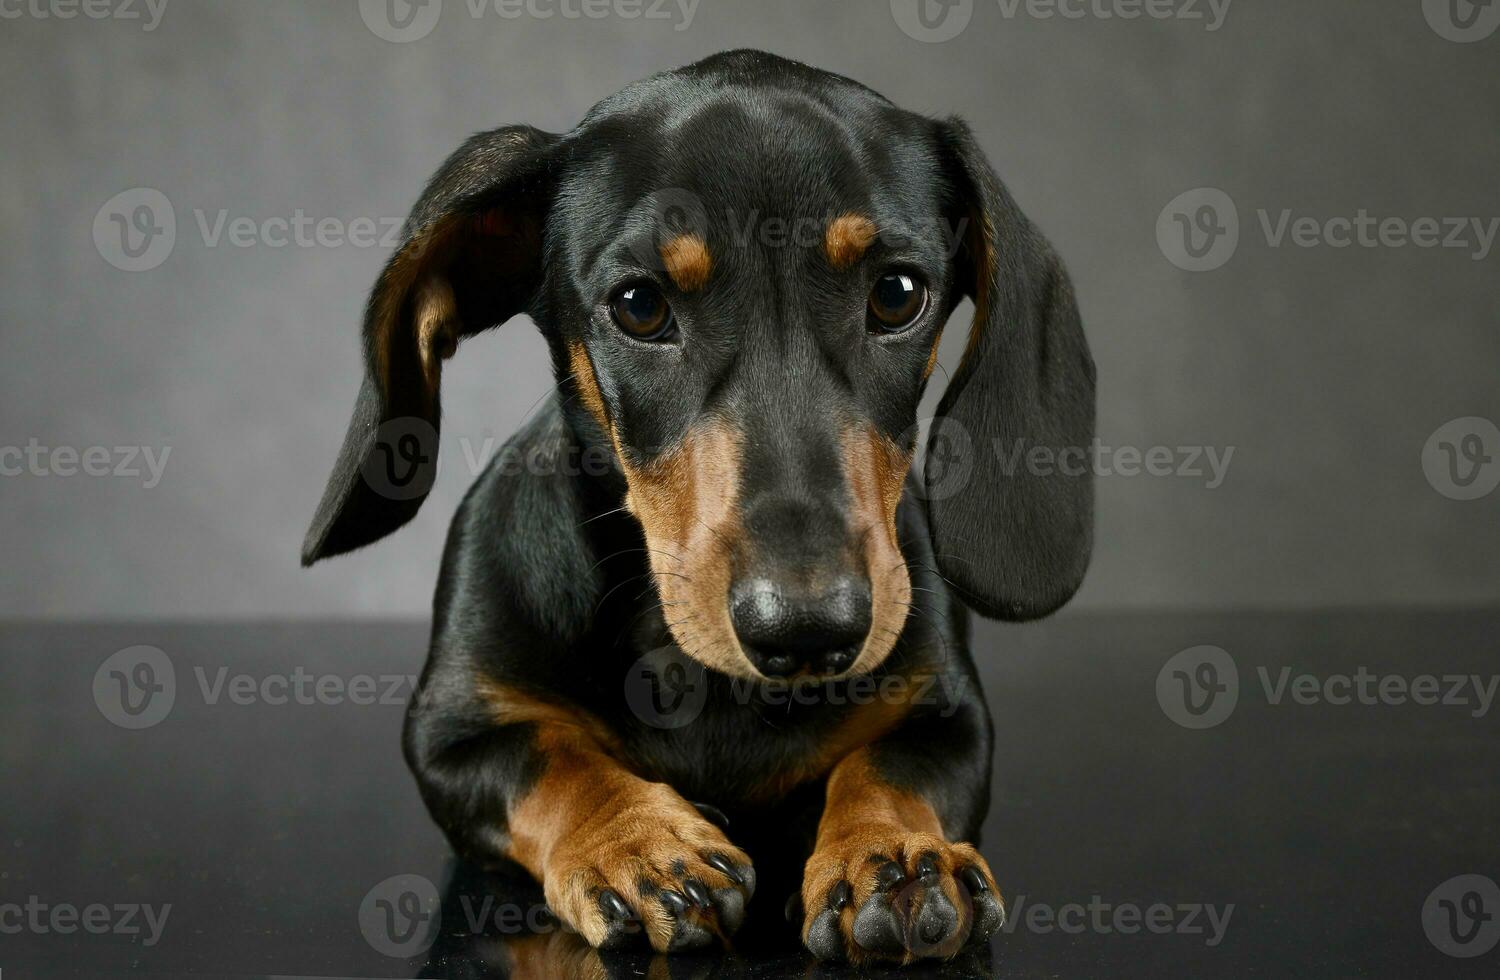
[
  {"xmin": 592, "ymin": 572, "xmax": 655, "ymax": 615},
  {"xmin": 578, "ymin": 505, "xmax": 630, "ymax": 528},
  {"xmin": 691, "ymin": 513, "xmax": 732, "ymax": 552},
  {"xmin": 588, "ymin": 547, "xmax": 684, "ymax": 573},
  {"xmin": 510, "ymin": 370, "xmax": 576, "ymax": 434}
]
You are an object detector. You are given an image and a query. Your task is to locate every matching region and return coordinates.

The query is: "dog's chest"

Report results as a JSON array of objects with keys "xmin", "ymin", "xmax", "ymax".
[{"xmin": 609, "ymin": 675, "xmax": 850, "ymax": 805}]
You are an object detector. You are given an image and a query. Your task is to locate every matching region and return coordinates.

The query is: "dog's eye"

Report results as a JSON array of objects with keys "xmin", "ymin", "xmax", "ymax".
[
  {"xmin": 867, "ymin": 273, "xmax": 927, "ymax": 333},
  {"xmin": 609, "ymin": 283, "xmax": 676, "ymax": 341}
]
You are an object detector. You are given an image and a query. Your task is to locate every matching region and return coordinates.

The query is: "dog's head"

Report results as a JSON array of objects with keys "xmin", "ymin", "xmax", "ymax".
[{"xmin": 304, "ymin": 51, "xmax": 1094, "ymax": 680}]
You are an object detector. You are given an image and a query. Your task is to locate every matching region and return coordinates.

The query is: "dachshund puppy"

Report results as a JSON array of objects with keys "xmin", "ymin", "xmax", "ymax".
[{"xmin": 303, "ymin": 49, "xmax": 1094, "ymax": 965}]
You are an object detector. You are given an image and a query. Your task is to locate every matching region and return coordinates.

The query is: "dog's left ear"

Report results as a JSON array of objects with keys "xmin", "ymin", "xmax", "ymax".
[
  {"xmin": 302, "ymin": 126, "xmax": 559, "ymax": 565},
  {"xmin": 924, "ymin": 118, "xmax": 1096, "ymax": 620}
]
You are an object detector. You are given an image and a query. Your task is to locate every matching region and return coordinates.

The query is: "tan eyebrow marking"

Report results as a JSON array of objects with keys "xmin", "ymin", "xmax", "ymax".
[
  {"xmin": 660, "ymin": 233, "xmax": 712, "ymax": 292},
  {"xmin": 824, "ymin": 213, "xmax": 878, "ymax": 270}
]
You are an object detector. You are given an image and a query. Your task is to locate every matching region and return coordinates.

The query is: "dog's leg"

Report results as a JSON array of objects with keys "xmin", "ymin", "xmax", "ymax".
[
  {"xmin": 407, "ymin": 691, "xmax": 755, "ymax": 953},
  {"xmin": 797, "ymin": 711, "xmax": 1004, "ymax": 964}
]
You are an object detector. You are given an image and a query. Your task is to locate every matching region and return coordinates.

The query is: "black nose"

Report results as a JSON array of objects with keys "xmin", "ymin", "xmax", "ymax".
[{"xmin": 729, "ymin": 576, "xmax": 873, "ymax": 677}]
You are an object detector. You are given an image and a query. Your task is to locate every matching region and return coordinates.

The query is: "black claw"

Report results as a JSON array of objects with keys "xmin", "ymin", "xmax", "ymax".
[
  {"xmin": 875, "ymin": 860, "xmax": 906, "ymax": 891},
  {"xmin": 785, "ymin": 892, "xmax": 804, "ymax": 924},
  {"xmin": 739, "ymin": 863, "xmax": 757, "ymax": 899},
  {"xmin": 805, "ymin": 908, "xmax": 845, "ymax": 961},
  {"xmin": 683, "ymin": 879, "xmax": 713, "ymax": 909},
  {"xmin": 829, "ymin": 881, "xmax": 853, "ymax": 911},
  {"xmin": 691, "ymin": 801, "xmax": 730, "ymax": 829},
  {"xmin": 598, "ymin": 888, "xmax": 634, "ymax": 921},
  {"xmin": 666, "ymin": 916, "xmax": 716, "ymax": 952},
  {"xmin": 596, "ymin": 923, "xmax": 641, "ymax": 952},
  {"xmin": 971, "ymin": 893, "xmax": 1006, "ymax": 941},
  {"xmin": 660, "ymin": 890, "xmax": 690, "ymax": 915},
  {"xmin": 911, "ymin": 884, "xmax": 960, "ymax": 953},
  {"xmin": 852, "ymin": 894, "xmax": 904, "ymax": 955},
  {"xmin": 916, "ymin": 852, "xmax": 941, "ymax": 882},
  {"xmin": 707, "ymin": 853, "xmax": 744, "ymax": 885},
  {"xmin": 961, "ymin": 866, "xmax": 989, "ymax": 894},
  {"xmin": 714, "ymin": 885, "xmax": 747, "ymax": 934}
]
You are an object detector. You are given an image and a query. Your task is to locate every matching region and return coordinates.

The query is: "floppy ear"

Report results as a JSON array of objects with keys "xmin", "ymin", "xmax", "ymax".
[
  {"xmin": 925, "ymin": 118, "xmax": 1096, "ymax": 620},
  {"xmin": 302, "ymin": 126, "xmax": 558, "ymax": 565}
]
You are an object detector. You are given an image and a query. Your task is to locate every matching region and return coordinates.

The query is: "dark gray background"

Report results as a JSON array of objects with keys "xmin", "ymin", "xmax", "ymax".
[{"xmin": 2, "ymin": 0, "xmax": 1496, "ymax": 618}]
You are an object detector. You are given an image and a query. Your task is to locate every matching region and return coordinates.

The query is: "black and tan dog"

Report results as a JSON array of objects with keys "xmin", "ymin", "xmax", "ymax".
[{"xmin": 303, "ymin": 50, "xmax": 1094, "ymax": 965}]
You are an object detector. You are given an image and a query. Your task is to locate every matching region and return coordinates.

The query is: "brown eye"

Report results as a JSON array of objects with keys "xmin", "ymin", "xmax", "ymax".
[
  {"xmin": 867, "ymin": 273, "xmax": 927, "ymax": 333},
  {"xmin": 609, "ymin": 283, "xmax": 676, "ymax": 340}
]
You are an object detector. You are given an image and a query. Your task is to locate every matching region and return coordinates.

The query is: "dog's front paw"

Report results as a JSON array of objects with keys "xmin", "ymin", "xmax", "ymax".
[
  {"xmin": 798, "ymin": 830, "xmax": 1003, "ymax": 963},
  {"xmin": 539, "ymin": 782, "xmax": 755, "ymax": 953}
]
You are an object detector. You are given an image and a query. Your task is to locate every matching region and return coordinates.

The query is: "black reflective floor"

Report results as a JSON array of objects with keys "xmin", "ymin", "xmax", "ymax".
[{"xmin": 3, "ymin": 610, "xmax": 1497, "ymax": 977}]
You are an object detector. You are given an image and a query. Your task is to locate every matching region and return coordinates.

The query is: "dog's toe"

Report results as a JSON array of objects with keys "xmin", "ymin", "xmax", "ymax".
[{"xmin": 799, "ymin": 834, "xmax": 1003, "ymax": 963}]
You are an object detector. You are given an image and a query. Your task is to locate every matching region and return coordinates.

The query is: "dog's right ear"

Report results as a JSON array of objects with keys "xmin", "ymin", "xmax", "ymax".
[{"xmin": 302, "ymin": 126, "xmax": 559, "ymax": 565}]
